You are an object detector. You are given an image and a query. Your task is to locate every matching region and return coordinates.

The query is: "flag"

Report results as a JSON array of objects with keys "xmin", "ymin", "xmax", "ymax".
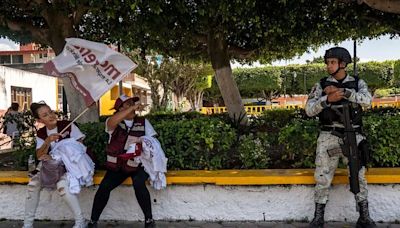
[{"xmin": 44, "ymin": 38, "xmax": 137, "ymax": 107}]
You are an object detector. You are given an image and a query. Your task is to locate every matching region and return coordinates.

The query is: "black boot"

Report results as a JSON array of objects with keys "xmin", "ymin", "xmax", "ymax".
[
  {"xmin": 356, "ymin": 200, "xmax": 377, "ymax": 228},
  {"xmin": 309, "ymin": 203, "xmax": 325, "ymax": 228},
  {"xmin": 87, "ymin": 220, "xmax": 98, "ymax": 228},
  {"xmin": 145, "ymin": 218, "xmax": 155, "ymax": 228}
]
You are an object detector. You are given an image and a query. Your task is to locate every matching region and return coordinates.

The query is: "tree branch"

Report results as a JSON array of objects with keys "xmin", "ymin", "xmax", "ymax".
[
  {"xmin": 73, "ymin": 6, "xmax": 90, "ymax": 27},
  {"xmin": 363, "ymin": 15, "xmax": 400, "ymax": 33},
  {"xmin": 31, "ymin": 0, "xmax": 46, "ymax": 5},
  {"xmin": 360, "ymin": 0, "xmax": 400, "ymax": 14},
  {"xmin": 5, "ymin": 19, "xmax": 50, "ymax": 45},
  {"xmin": 194, "ymin": 34, "xmax": 208, "ymax": 44},
  {"xmin": 228, "ymin": 44, "xmax": 256, "ymax": 59},
  {"xmin": 339, "ymin": 0, "xmax": 400, "ymax": 14}
]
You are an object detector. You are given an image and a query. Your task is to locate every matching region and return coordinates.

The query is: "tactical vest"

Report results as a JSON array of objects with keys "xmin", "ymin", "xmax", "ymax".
[
  {"xmin": 318, "ymin": 76, "xmax": 363, "ymax": 126},
  {"xmin": 36, "ymin": 120, "xmax": 72, "ymax": 153},
  {"xmin": 105, "ymin": 117, "xmax": 145, "ymax": 173}
]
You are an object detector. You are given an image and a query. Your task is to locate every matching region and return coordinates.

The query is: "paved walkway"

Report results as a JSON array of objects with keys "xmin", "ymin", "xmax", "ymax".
[{"xmin": 0, "ymin": 221, "xmax": 399, "ymax": 228}]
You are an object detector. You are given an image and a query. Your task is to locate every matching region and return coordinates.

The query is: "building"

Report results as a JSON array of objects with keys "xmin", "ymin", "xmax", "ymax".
[
  {"xmin": 0, "ymin": 43, "xmax": 55, "ymax": 65},
  {"xmin": 0, "ymin": 43, "xmax": 152, "ymax": 116},
  {"xmin": 0, "ymin": 65, "xmax": 58, "ymax": 112}
]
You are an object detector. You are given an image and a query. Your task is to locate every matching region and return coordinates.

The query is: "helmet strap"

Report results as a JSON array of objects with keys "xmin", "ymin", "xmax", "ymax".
[{"xmin": 329, "ymin": 61, "xmax": 346, "ymax": 77}]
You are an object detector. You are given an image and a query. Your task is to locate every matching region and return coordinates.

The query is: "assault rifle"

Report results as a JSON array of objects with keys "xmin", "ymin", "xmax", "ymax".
[{"xmin": 332, "ymin": 102, "xmax": 361, "ymax": 195}]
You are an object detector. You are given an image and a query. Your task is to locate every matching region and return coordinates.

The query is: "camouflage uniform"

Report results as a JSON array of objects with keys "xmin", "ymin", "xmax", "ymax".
[{"xmin": 305, "ymin": 74, "xmax": 372, "ymax": 204}]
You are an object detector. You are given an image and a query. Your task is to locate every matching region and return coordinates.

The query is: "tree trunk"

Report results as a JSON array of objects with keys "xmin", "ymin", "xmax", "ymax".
[
  {"xmin": 207, "ymin": 31, "xmax": 246, "ymax": 124},
  {"xmin": 188, "ymin": 91, "xmax": 203, "ymax": 111},
  {"xmin": 160, "ymin": 83, "xmax": 169, "ymax": 109},
  {"xmin": 149, "ymin": 81, "xmax": 161, "ymax": 111},
  {"xmin": 45, "ymin": 11, "xmax": 98, "ymax": 123}
]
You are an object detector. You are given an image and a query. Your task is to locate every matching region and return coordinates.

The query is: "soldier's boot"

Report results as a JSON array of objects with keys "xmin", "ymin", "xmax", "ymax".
[
  {"xmin": 309, "ymin": 203, "xmax": 326, "ymax": 228},
  {"xmin": 356, "ymin": 200, "xmax": 377, "ymax": 228}
]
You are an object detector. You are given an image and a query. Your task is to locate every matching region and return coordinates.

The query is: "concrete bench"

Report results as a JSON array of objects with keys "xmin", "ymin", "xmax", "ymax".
[
  {"xmin": 1, "ymin": 168, "xmax": 399, "ymax": 222},
  {"xmin": 0, "ymin": 168, "xmax": 400, "ymax": 185}
]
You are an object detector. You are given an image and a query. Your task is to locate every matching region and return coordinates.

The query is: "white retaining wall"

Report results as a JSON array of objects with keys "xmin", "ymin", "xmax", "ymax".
[{"xmin": 0, "ymin": 184, "xmax": 399, "ymax": 222}]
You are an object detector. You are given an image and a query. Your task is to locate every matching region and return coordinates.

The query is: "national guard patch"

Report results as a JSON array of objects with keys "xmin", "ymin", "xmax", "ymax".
[{"xmin": 308, "ymin": 85, "xmax": 317, "ymax": 99}]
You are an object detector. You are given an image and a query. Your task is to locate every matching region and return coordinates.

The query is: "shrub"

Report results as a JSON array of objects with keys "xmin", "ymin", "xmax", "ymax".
[
  {"xmin": 153, "ymin": 117, "xmax": 236, "ymax": 170},
  {"xmin": 7, "ymin": 107, "xmax": 400, "ymax": 170},
  {"xmin": 278, "ymin": 119, "xmax": 319, "ymax": 168},
  {"xmin": 78, "ymin": 122, "xmax": 108, "ymax": 169},
  {"xmin": 363, "ymin": 114, "xmax": 400, "ymax": 167},
  {"xmin": 238, "ymin": 132, "xmax": 271, "ymax": 169}
]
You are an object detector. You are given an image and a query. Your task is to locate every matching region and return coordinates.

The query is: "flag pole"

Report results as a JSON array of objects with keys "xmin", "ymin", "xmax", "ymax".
[
  {"xmin": 60, "ymin": 107, "xmax": 90, "ymax": 134},
  {"xmin": 118, "ymin": 41, "xmax": 123, "ymax": 95}
]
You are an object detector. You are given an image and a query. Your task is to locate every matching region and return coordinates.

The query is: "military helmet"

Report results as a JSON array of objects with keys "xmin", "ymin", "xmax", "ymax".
[{"xmin": 324, "ymin": 47, "xmax": 352, "ymax": 64}]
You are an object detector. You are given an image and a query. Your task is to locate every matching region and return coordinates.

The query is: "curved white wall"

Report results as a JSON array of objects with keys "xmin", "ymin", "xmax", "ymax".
[{"xmin": 0, "ymin": 184, "xmax": 399, "ymax": 222}]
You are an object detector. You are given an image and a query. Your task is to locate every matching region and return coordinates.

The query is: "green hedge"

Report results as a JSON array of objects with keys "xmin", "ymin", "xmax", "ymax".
[
  {"xmin": 204, "ymin": 60, "xmax": 398, "ymax": 104},
  {"xmin": 363, "ymin": 114, "xmax": 400, "ymax": 167},
  {"xmin": 7, "ymin": 108, "xmax": 400, "ymax": 170},
  {"xmin": 86, "ymin": 109, "xmax": 400, "ymax": 169},
  {"xmin": 153, "ymin": 117, "xmax": 236, "ymax": 170}
]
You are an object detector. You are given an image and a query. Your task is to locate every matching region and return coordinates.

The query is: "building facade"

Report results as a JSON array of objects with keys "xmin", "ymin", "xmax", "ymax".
[{"xmin": 0, "ymin": 43, "xmax": 151, "ymax": 115}]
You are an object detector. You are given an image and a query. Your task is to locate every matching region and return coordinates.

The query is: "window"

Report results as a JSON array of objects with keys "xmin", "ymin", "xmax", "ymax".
[
  {"xmin": 0, "ymin": 55, "xmax": 11, "ymax": 64},
  {"xmin": 11, "ymin": 86, "xmax": 32, "ymax": 111},
  {"xmin": 11, "ymin": 55, "xmax": 23, "ymax": 64}
]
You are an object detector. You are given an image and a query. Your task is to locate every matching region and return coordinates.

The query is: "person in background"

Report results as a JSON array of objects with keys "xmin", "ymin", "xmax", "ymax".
[{"xmin": 3, "ymin": 103, "xmax": 21, "ymax": 141}]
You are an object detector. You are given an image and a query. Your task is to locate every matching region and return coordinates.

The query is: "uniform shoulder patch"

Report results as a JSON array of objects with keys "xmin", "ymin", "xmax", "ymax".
[{"xmin": 308, "ymin": 84, "xmax": 318, "ymax": 99}]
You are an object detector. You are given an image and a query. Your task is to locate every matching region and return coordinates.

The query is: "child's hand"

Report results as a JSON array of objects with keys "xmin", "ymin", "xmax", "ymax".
[
  {"xmin": 45, "ymin": 133, "xmax": 62, "ymax": 144},
  {"xmin": 39, "ymin": 154, "xmax": 52, "ymax": 161}
]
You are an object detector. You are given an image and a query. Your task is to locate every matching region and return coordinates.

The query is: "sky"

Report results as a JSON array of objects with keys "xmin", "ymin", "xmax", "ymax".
[
  {"xmin": 1, "ymin": 34, "xmax": 400, "ymax": 67},
  {"xmin": 232, "ymin": 34, "xmax": 400, "ymax": 68},
  {"xmin": 271, "ymin": 34, "xmax": 400, "ymax": 66},
  {"xmin": 0, "ymin": 38, "xmax": 19, "ymax": 51}
]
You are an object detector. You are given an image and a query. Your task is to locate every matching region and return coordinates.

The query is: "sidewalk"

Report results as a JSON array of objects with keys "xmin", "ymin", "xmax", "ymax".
[{"xmin": 0, "ymin": 221, "xmax": 398, "ymax": 228}]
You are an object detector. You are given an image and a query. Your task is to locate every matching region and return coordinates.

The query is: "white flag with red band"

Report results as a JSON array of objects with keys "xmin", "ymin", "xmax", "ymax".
[{"xmin": 44, "ymin": 38, "xmax": 137, "ymax": 107}]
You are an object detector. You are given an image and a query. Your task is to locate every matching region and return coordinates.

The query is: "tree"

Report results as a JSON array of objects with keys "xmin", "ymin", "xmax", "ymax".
[
  {"xmin": 129, "ymin": 50, "xmax": 212, "ymax": 112},
  {"xmin": 0, "ymin": 0, "xmax": 135, "ymax": 122},
  {"xmin": 234, "ymin": 67, "xmax": 282, "ymax": 102},
  {"xmin": 186, "ymin": 64, "xmax": 214, "ymax": 111},
  {"xmin": 3, "ymin": 1, "xmax": 400, "ymax": 124},
  {"xmin": 310, "ymin": 57, "xmax": 325, "ymax": 64},
  {"xmin": 130, "ymin": 53, "xmax": 171, "ymax": 112},
  {"xmin": 169, "ymin": 61, "xmax": 213, "ymax": 111},
  {"xmin": 105, "ymin": 0, "xmax": 400, "ymax": 123}
]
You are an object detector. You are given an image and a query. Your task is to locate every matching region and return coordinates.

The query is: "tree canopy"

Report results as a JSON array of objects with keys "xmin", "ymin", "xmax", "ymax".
[
  {"xmin": 92, "ymin": 0, "xmax": 400, "ymax": 120},
  {"xmin": 2, "ymin": 0, "xmax": 400, "ymax": 121}
]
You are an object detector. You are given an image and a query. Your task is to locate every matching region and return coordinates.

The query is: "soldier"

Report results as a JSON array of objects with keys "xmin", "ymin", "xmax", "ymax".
[{"xmin": 305, "ymin": 47, "xmax": 376, "ymax": 228}]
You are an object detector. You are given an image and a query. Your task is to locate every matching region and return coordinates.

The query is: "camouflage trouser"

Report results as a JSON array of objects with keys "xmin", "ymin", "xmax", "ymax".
[{"xmin": 314, "ymin": 131, "xmax": 368, "ymax": 204}]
